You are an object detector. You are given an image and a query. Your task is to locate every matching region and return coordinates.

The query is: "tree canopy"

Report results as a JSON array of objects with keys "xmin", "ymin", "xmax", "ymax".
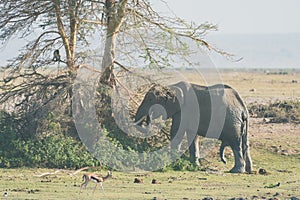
[{"xmin": 0, "ymin": 0, "xmax": 220, "ymax": 137}]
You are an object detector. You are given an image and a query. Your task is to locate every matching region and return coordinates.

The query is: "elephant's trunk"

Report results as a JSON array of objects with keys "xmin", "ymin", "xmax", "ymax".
[
  {"xmin": 134, "ymin": 106, "xmax": 152, "ymax": 134},
  {"xmin": 134, "ymin": 114, "xmax": 151, "ymax": 134},
  {"xmin": 135, "ymin": 104, "xmax": 152, "ymax": 126},
  {"xmin": 134, "ymin": 106, "xmax": 146, "ymax": 125}
]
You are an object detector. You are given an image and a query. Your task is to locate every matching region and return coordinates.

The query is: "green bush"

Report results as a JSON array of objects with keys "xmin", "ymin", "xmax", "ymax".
[
  {"xmin": 165, "ymin": 157, "xmax": 200, "ymax": 171},
  {"xmin": 1, "ymin": 135, "xmax": 97, "ymax": 168},
  {"xmin": 0, "ymin": 110, "xmax": 97, "ymax": 168}
]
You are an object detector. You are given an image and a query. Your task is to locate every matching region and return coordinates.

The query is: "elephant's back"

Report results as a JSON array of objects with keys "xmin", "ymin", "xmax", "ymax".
[
  {"xmin": 191, "ymin": 83, "xmax": 248, "ymax": 137},
  {"xmin": 191, "ymin": 83, "xmax": 247, "ymax": 111}
]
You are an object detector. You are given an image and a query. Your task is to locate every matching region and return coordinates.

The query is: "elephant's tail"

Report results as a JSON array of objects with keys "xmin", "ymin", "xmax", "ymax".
[
  {"xmin": 242, "ymin": 112, "xmax": 248, "ymax": 151},
  {"xmin": 220, "ymin": 141, "xmax": 228, "ymax": 164}
]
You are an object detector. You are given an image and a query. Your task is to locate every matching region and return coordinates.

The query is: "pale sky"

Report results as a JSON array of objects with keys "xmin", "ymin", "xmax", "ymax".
[
  {"xmin": 157, "ymin": 0, "xmax": 300, "ymax": 68},
  {"xmin": 163, "ymin": 0, "xmax": 300, "ymax": 34}
]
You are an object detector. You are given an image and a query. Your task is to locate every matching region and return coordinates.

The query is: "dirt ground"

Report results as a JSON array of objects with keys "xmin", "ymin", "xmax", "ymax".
[{"xmin": 249, "ymin": 117, "xmax": 300, "ymax": 156}]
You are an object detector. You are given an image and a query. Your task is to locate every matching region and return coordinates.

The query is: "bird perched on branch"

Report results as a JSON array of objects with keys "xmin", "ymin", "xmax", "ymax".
[{"xmin": 52, "ymin": 49, "xmax": 61, "ymax": 62}]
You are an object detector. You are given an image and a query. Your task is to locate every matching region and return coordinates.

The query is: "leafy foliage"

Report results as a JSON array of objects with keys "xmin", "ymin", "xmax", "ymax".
[
  {"xmin": 94, "ymin": 84, "xmax": 169, "ymax": 151},
  {"xmin": 0, "ymin": 110, "xmax": 96, "ymax": 168}
]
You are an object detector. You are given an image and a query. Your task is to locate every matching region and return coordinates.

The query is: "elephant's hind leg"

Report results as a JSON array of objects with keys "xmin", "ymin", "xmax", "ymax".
[
  {"xmin": 244, "ymin": 150, "xmax": 252, "ymax": 173},
  {"xmin": 242, "ymin": 134, "xmax": 252, "ymax": 173},
  {"xmin": 229, "ymin": 140, "xmax": 246, "ymax": 173}
]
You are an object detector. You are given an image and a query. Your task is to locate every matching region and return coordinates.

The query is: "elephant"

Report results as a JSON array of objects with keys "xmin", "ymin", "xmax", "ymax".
[{"xmin": 134, "ymin": 81, "xmax": 252, "ymax": 173}]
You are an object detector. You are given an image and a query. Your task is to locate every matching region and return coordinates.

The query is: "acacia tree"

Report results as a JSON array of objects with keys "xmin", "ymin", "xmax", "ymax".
[{"xmin": 0, "ymin": 0, "xmax": 220, "ymax": 137}]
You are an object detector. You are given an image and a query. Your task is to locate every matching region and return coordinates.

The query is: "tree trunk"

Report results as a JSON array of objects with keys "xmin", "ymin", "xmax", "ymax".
[
  {"xmin": 100, "ymin": 33, "xmax": 116, "ymax": 86},
  {"xmin": 68, "ymin": 0, "xmax": 78, "ymax": 73},
  {"xmin": 100, "ymin": 0, "xmax": 128, "ymax": 87}
]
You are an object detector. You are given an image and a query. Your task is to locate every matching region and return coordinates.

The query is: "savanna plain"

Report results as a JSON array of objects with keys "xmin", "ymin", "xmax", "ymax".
[{"xmin": 0, "ymin": 69, "xmax": 299, "ymax": 200}]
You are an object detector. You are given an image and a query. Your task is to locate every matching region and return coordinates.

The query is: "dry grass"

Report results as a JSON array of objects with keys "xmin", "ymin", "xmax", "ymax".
[
  {"xmin": 179, "ymin": 69, "xmax": 300, "ymax": 104},
  {"xmin": 0, "ymin": 150, "xmax": 299, "ymax": 200}
]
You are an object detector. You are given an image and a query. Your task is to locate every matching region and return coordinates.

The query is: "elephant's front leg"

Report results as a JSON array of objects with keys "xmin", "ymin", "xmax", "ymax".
[
  {"xmin": 170, "ymin": 112, "xmax": 185, "ymax": 152},
  {"xmin": 230, "ymin": 139, "xmax": 246, "ymax": 173},
  {"xmin": 187, "ymin": 131, "xmax": 200, "ymax": 166}
]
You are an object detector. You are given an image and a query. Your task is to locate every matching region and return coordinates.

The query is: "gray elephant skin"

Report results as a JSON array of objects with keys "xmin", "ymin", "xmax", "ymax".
[{"xmin": 134, "ymin": 81, "xmax": 252, "ymax": 173}]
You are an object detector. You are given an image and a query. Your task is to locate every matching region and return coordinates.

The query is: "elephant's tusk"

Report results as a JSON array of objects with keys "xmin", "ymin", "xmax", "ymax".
[
  {"xmin": 133, "ymin": 115, "xmax": 146, "ymax": 125},
  {"xmin": 134, "ymin": 124, "xmax": 152, "ymax": 136}
]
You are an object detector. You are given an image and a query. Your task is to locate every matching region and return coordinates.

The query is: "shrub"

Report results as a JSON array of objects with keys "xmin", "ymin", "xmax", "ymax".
[
  {"xmin": 248, "ymin": 100, "xmax": 300, "ymax": 123},
  {"xmin": 0, "ymin": 110, "xmax": 97, "ymax": 168},
  {"xmin": 1, "ymin": 135, "xmax": 97, "ymax": 168}
]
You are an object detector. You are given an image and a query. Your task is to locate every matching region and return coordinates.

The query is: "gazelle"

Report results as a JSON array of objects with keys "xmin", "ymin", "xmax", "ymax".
[{"xmin": 80, "ymin": 171, "xmax": 112, "ymax": 193}]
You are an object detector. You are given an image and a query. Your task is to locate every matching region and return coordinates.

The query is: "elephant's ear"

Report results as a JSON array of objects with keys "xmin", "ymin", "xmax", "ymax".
[{"xmin": 170, "ymin": 86, "xmax": 184, "ymax": 105}]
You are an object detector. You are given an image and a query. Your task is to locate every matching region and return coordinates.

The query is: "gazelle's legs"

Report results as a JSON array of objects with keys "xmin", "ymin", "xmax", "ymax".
[
  {"xmin": 85, "ymin": 183, "xmax": 89, "ymax": 195},
  {"xmin": 80, "ymin": 182, "xmax": 87, "ymax": 194},
  {"xmin": 99, "ymin": 182, "xmax": 104, "ymax": 191},
  {"xmin": 93, "ymin": 183, "xmax": 98, "ymax": 193}
]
